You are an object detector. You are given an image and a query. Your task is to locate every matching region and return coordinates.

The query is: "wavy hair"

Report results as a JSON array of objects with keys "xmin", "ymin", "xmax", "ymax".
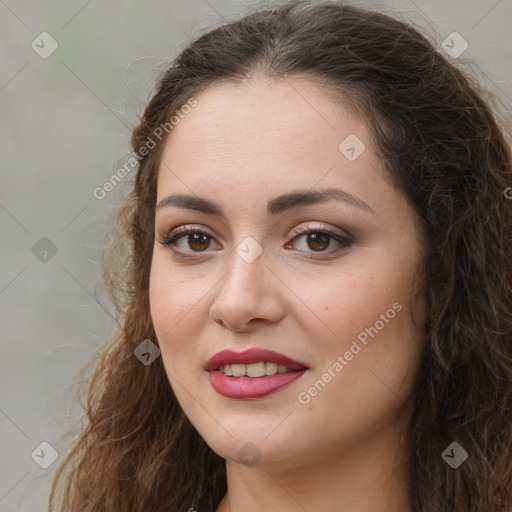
[{"xmin": 48, "ymin": 1, "xmax": 512, "ymax": 510}]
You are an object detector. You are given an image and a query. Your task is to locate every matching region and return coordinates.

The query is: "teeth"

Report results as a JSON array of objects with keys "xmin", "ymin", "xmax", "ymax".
[
  {"xmin": 231, "ymin": 364, "xmax": 246, "ymax": 377},
  {"xmin": 265, "ymin": 362, "xmax": 278, "ymax": 375},
  {"xmin": 247, "ymin": 362, "xmax": 266, "ymax": 377},
  {"xmin": 218, "ymin": 362, "xmax": 296, "ymax": 377}
]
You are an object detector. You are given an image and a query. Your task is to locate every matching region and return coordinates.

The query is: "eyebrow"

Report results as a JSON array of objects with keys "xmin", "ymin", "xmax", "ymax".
[{"xmin": 155, "ymin": 188, "xmax": 377, "ymax": 217}]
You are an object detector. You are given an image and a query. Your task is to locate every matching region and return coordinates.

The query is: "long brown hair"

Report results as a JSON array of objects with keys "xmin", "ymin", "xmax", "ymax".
[{"xmin": 48, "ymin": 1, "xmax": 512, "ymax": 510}]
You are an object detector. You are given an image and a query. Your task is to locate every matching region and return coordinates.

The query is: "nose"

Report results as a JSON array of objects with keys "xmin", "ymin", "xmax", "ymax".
[{"xmin": 209, "ymin": 246, "xmax": 285, "ymax": 332}]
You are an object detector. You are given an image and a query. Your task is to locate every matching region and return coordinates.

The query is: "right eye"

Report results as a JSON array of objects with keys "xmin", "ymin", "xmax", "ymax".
[{"xmin": 158, "ymin": 226, "xmax": 222, "ymax": 257}]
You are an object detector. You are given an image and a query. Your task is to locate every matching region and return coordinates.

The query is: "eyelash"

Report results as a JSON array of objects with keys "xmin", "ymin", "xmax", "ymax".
[{"xmin": 157, "ymin": 223, "xmax": 353, "ymax": 259}]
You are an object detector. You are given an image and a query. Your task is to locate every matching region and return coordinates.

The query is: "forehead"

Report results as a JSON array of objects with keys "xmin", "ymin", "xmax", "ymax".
[
  {"xmin": 161, "ymin": 77, "xmax": 363, "ymax": 160},
  {"xmin": 156, "ymin": 76, "xmax": 390, "ymax": 214}
]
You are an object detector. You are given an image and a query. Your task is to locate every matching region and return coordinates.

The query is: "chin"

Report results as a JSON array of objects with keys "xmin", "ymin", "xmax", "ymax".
[{"xmin": 197, "ymin": 420, "xmax": 295, "ymax": 467}]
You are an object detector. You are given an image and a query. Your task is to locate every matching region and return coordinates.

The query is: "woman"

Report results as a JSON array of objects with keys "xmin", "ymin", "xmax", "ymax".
[{"xmin": 48, "ymin": 1, "xmax": 512, "ymax": 511}]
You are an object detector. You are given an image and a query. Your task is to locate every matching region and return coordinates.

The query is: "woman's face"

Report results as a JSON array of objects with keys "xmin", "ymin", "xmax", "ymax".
[{"xmin": 149, "ymin": 76, "xmax": 427, "ymax": 469}]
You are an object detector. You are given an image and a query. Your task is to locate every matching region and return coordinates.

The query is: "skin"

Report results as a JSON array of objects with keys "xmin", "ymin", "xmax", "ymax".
[{"xmin": 149, "ymin": 75, "xmax": 427, "ymax": 512}]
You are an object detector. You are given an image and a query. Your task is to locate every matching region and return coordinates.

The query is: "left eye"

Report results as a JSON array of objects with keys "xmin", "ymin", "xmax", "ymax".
[
  {"xmin": 158, "ymin": 225, "xmax": 352, "ymax": 257},
  {"xmin": 287, "ymin": 228, "xmax": 351, "ymax": 254}
]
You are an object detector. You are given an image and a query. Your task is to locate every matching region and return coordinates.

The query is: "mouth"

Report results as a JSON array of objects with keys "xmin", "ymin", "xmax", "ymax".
[
  {"xmin": 204, "ymin": 349, "xmax": 309, "ymax": 399},
  {"xmin": 217, "ymin": 362, "xmax": 297, "ymax": 377}
]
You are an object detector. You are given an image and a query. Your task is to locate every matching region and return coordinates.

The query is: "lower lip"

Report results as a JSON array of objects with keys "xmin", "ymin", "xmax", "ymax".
[{"xmin": 208, "ymin": 369, "xmax": 307, "ymax": 399}]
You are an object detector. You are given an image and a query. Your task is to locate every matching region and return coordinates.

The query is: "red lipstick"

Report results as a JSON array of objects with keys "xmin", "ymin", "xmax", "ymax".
[{"xmin": 205, "ymin": 348, "xmax": 308, "ymax": 399}]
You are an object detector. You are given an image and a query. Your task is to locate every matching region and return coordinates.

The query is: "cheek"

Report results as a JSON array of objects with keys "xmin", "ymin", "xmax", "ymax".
[
  {"xmin": 149, "ymin": 261, "xmax": 206, "ymax": 410},
  {"xmin": 305, "ymin": 266, "xmax": 404, "ymax": 348},
  {"xmin": 296, "ymin": 286, "xmax": 422, "ymax": 447},
  {"xmin": 149, "ymin": 252, "xmax": 205, "ymax": 328},
  {"xmin": 149, "ymin": 255, "xmax": 205, "ymax": 364},
  {"xmin": 305, "ymin": 255, "xmax": 424, "ymax": 391}
]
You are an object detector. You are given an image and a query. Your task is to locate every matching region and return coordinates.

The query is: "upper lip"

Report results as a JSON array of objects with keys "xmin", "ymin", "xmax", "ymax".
[{"xmin": 204, "ymin": 348, "xmax": 309, "ymax": 372}]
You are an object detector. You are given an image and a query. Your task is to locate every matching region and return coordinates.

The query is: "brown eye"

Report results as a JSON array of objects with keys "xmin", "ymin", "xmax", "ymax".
[
  {"xmin": 184, "ymin": 232, "xmax": 211, "ymax": 252},
  {"xmin": 159, "ymin": 227, "xmax": 221, "ymax": 255},
  {"xmin": 288, "ymin": 225, "xmax": 352, "ymax": 256},
  {"xmin": 303, "ymin": 232, "xmax": 331, "ymax": 251},
  {"xmin": 158, "ymin": 223, "xmax": 352, "ymax": 259}
]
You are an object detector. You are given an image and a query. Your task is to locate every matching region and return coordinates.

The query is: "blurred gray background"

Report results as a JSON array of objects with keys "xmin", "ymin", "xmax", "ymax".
[{"xmin": 1, "ymin": 0, "xmax": 511, "ymax": 510}]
